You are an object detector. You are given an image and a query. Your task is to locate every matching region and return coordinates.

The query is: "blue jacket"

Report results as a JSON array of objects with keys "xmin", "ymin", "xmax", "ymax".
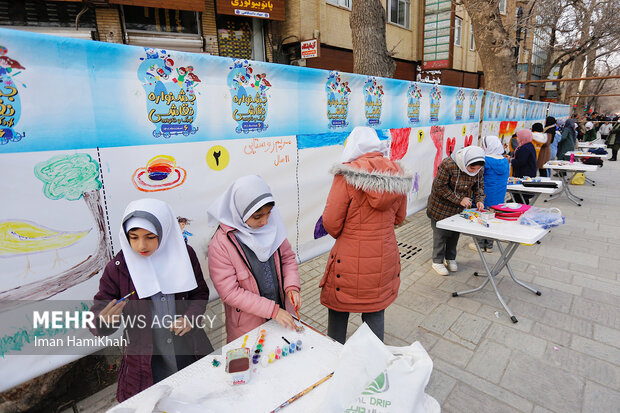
[
  {"xmin": 483, "ymin": 156, "xmax": 510, "ymax": 208},
  {"xmin": 511, "ymin": 142, "xmax": 537, "ymax": 178}
]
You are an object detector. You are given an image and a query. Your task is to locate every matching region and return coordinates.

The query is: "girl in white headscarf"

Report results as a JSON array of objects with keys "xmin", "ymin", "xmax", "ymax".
[
  {"xmin": 207, "ymin": 175, "xmax": 301, "ymax": 342},
  {"xmin": 91, "ymin": 198, "xmax": 213, "ymax": 402},
  {"xmin": 427, "ymin": 145, "xmax": 485, "ymax": 275}
]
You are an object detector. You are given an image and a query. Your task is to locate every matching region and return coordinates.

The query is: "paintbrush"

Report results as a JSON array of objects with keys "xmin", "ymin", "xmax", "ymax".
[
  {"xmin": 117, "ymin": 290, "xmax": 135, "ymax": 303},
  {"xmin": 270, "ymin": 372, "xmax": 334, "ymax": 413},
  {"xmin": 289, "ymin": 291, "xmax": 301, "ymax": 322}
]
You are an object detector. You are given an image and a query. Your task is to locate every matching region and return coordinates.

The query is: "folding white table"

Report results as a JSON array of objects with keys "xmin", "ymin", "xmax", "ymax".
[
  {"xmin": 506, "ymin": 177, "xmax": 563, "ymax": 205},
  {"xmin": 542, "ymin": 161, "xmax": 599, "ymax": 206},
  {"xmin": 564, "ymin": 151, "xmax": 609, "ymax": 186},
  {"xmin": 111, "ymin": 320, "xmax": 342, "ymax": 412},
  {"xmin": 576, "ymin": 142, "xmax": 607, "ymax": 150},
  {"xmin": 437, "ymin": 214, "xmax": 547, "ymax": 323}
]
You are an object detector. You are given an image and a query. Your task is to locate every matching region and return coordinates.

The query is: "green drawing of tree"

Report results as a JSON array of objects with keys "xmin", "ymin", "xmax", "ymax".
[{"xmin": 0, "ymin": 153, "xmax": 112, "ymax": 305}]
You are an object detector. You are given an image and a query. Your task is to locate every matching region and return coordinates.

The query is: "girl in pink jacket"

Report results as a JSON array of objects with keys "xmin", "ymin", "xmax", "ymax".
[{"xmin": 207, "ymin": 175, "xmax": 302, "ymax": 342}]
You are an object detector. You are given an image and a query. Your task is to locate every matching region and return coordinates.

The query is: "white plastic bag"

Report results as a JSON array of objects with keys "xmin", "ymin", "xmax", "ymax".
[
  {"xmin": 321, "ymin": 323, "xmax": 440, "ymax": 413},
  {"xmin": 519, "ymin": 206, "xmax": 565, "ymax": 229}
]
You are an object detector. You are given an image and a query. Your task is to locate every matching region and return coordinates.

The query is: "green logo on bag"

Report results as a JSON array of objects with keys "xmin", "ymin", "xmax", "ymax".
[{"xmin": 362, "ymin": 371, "xmax": 389, "ymax": 395}]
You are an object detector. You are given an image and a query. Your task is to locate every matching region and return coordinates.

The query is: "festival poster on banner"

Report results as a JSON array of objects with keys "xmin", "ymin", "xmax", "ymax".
[
  {"xmin": 1, "ymin": 27, "xmax": 485, "ymax": 390},
  {"xmin": 481, "ymin": 91, "xmax": 552, "ymax": 149}
]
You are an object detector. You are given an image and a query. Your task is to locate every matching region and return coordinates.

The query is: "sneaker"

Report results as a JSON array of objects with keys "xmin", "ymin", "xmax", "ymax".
[
  {"xmin": 432, "ymin": 262, "xmax": 449, "ymax": 276},
  {"xmin": 444, "ymin": 259, "xmax": 458, "ymax": 272},
  {"xmin": 468, "ymin": 242, "xmax": 479, "ymax": 251},
  {"xmin": 485, "ymin": 246, "xmax": 493, "ymax": 253}
]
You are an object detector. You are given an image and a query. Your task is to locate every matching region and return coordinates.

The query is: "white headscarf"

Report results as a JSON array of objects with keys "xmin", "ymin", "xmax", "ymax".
[
  {"xmin": 585, "ymin": 121, "xmax": 594, "ymax": 131},
  {"xmin": 481, "ymin": 136, "xmax": 505, "ymax": 156},
  {"xmin": 341, "ymin": 126, "xmax": 387, "ymax": 163},
  {"xmin": 207, "ymin": 175, "xmax": 287, "ymax": 262},
  {"xmin": 451, "ymin": 146, "xmax": 485, "ymax": 176},
  {"xmin": 119, "ymin": 198, "xmax": 197, "ymax": 299}
]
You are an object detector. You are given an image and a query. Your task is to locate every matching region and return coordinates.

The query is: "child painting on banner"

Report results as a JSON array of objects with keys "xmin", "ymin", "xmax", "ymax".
[
  {"xmin": 319, "ymin": 127, "xmax": 412, "ymax": 344},
  {"xmin": 427, "ymin": 146, "xmax": 485, "ymax": 276},
  {"xmin": 207, "ymin": 175, "xmax": 301, "ymax": 343},
  {"xmin": 469, "ymin": 136, "xmax": 509, "ymax": 253},
  {"xmin": 90, "ymin": 199, "xmax": 214, "ymax": 403}
]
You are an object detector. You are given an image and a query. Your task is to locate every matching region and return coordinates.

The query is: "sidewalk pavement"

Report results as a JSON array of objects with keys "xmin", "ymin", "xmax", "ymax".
[{"xmin": 72, "ymin": 160, "xmax": 620, "ymax": 413}]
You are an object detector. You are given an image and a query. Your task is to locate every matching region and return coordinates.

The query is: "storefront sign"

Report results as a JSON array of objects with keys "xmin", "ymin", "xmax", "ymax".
[
  {"xmin": 422, "ymin": 0, "xmax": 452, "ymax": 70},
  {"xmin": 301, "ymin": 39, "xmax": 319, "ymax": 59},
  {"xmin": 216, "ymin": 0, "xmax": 285, "ymax": 21}
]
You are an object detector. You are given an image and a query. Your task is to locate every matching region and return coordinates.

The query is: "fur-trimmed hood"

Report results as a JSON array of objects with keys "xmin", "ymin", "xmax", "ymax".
[{"xmin": 330, "ymin": 153, "xmax": 413, "ymax": 211}]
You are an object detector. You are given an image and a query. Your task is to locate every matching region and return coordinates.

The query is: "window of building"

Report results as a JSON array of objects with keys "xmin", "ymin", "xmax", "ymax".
[
  {"xmin": 122, "ymin": 6, "xmax": 203, "ymax": 53},
  {"xmin": 0, "ymin": 0, "xmax": 95, "ymax": 28},
  {"xmin": 469, "ymin": 24, "xmax": 475, "ymax": 50},
  {"xmin": 499, "ymin": 0, "xmax": 507, "ymax": 15},
  {"xmin": 326, "ymin": 0, "xmax": 351, "ymax": 9},
  {"xmin": 388, "ymin": 0, "xmax": 410, "ymax": 29},
  {"xmin": 123, "ymin": 6, "xmax": 199, "ymax": 34},
  {"xmin": 454, "ymin": 16, "xmax": 462, "ymax": 46}
]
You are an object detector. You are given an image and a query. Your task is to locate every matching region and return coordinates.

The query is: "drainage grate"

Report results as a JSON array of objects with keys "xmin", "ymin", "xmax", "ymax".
[{"xmin": 398, "ymin": 241, "xmax": 422, "ymax": 261}]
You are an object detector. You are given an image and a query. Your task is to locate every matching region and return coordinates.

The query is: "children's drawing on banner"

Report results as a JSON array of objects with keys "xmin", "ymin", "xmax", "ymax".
[
  {"xmin": 455, "ymin": 89, "xmax": 465, "ymax": 120},
  {"xmin": 0, "ymin": 153, "xmax": 111, "ymax": 306},
  {"xmin": 430, "ymin": 85, "xmax": 441, "ymax": 122},
  {"xmin": 0, "ymin": 220, "xmax": 90, "ymax": 275},
  {"xmin": 363, "ymin": 76, "xmax": 383, "ymax": 126},
  {"xmin": 407, "ymin": 83, "xmax": 422, "ymax": 123},
  {"xmin": 410, "ymin": 172, "xmax": 420, "ymax": 199},
  {"xmin": 132, "ymin": 154, "xmax": 187, "ymax": 192},
  {"xmin": 468, "ymin": 91, "xmax": 478, "ymax": 120},
  {"xmin": 506, "ymin": 98, "xmax": 513, "ymax": 120},
  {"xmin": 243, "ymin": 137, "xmax": 293, "ymax": 167},
  {"xmin": 0, "ymin": 45, "xmax": 26, "ymax": 145},
  {"xmin": 445, "ymin": 137, "xmax": 456, "ymax": 156},
  {"xmin": 228, "ymin": 59, "xmax": 270, "ymax": 134},
  {"xmin": 138, "ymin": 48, "xmax": 200, "ymax": 138},
  {"xmin": 464, "ymin": 135, "xmax": 474, "ymax": 147},
  {"xmin": 430, "ymin": 125, "xmax": 445, "ymax": 176},
  {"xmin": 326, "ymin": 71, "xmax": 350, "ymax": 128},
  {"xmin": 389, "ymin": 128, "xmax": 410, "ymax": 161}
]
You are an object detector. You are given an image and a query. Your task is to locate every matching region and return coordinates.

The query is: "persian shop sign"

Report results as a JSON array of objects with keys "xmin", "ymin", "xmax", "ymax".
[
  {"xmin": 301, "ymin": 39, "xmax": 319, "ymax": 59},
  {"xmin": 216, "ymin": 0, "xmax": 285, "ymax": 21}
]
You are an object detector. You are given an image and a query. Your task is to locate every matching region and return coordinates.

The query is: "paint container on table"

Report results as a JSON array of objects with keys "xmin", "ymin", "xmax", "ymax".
[
  {"xmin": 275, "ymin": 347, "xmax": 282, "ymax": 360},
  {"xmin": 252, "ymin": 354, "xmax": 260, "ymax": 365},
  {"xmin": 268, "ymin": 352, "xmax": 275, "ymax": 363},
  {"xmin": 289, "ymin": 342, "xmax": 296, "ymax": 354},
  {"xmin": 282, "ymin": 346, "xmax": 288, "ymax": 357},
  {"xmin": 570, "ymin": 153, "xmax": 575, "ymax": 163},
  {"xmin": 296, "ymin": 340, "xmax": 302, "ymax": 351},
  {"xmin": 226, "ymin": 347, "xmax": 251, "ymax": 385}
]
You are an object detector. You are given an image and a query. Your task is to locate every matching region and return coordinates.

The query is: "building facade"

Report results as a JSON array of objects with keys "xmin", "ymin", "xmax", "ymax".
[{"xmin": 1, "ymin": 0, "xmax": 532, "ymax": 90}]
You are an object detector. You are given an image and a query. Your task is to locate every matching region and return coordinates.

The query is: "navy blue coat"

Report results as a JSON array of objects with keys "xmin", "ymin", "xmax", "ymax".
[{"xmin": 511, "ymin": 142, "xmax": 537, "ymax": 178}]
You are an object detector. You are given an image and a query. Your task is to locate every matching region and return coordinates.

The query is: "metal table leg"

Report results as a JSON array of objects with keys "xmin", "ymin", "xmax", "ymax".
[
  {"xmin": 584, "ymin": 176, "xmax": 596, "ymax": 186},
  {"xmin": 544, "ymin": 171, "xmax": 583, "ymax": 206},
  {"xmin": 452, "ymin": 238, "xmax": 541, "ymax": 323}
]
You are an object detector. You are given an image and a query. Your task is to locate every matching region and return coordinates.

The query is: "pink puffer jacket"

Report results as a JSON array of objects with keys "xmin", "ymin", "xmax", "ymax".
[{"xmin": 208, "ymin": 224, "xmax": 301, "ymax": 342}]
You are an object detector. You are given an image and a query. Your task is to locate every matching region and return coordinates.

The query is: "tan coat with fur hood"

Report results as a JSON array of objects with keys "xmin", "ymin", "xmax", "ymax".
[{"xmin": 319, "ymin": 152, "xmax": 412, "ymax": 313}]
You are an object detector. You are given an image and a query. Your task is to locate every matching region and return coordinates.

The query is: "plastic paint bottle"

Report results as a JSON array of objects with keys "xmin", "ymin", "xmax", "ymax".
[
  {"xmin": 289, "ymin": 342, "xmax": 296, "ymax": 354},
  {"xmin": 570, "ymin": 153, "xmax": 575, "ymax": 163},
  {"xmin": 296, "ymin": 340, "xmax": 302, "ymax": 351}
]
